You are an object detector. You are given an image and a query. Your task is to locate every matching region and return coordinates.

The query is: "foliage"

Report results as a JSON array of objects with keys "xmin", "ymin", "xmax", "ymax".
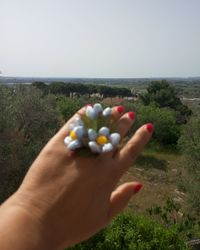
[
  {"xmin": 32, "ymin": 81, "xmax": 48, "ymax": 95},
  {"xmin": 118, "ymin": 100, "xmax": 181, "ymax": 146},
  {"xmin": 146, "ymin": 199, "xmax": 200, "ymax": 240},
  {"xmin": 140, "ymin": 80, "xmax": 192, "ymax": 124},
  {"xmin": 68, "ymin": 211, "xmax": 190, "ymax": 250},
  {"xmin": 132, "ymin": 105, "xmax": 181, "ymax": 146},
  {"xmin": 0, "ymin": 85, "xmax": 61, "ymax": 202},
  {"xmin": 178, "ymin": 116, "xmax": 200, "ymax": 168},
  {"xmin": 33, "ymin": 81, "xmax": 133, "ymax": 98},
  {"xmin": 56, "ymin": 96, "xmax": 83, "ymax": 120},
  {"xmin": 178, "ymin": 116, "xmax": 200, "ymax": 213}
]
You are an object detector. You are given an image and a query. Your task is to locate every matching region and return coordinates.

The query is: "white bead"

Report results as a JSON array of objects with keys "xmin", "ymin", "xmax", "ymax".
[
  {"xmin": 68, "ymin": 140, "xmax": 82, "ymax": 150},
  {"xmin": 88, "ymin": 141, "xmax": 101, "ymax": 153},
  {"xmin": 88, "ymin": 128, "xmax": 97, "ymax": 141},
  {"xmin": 64, "ymin": 136, "xmax": 72, "ymax": 146},
  {"xmin": 99, "ymin": 127, "xmax": 110, "ymax": 136},
  {"xmin": 68, "ymin": 123, "xmax": 75, "ymax": 130},
  {"xmin": 74, "ymin": 116, "xmax": 84, "ymax": 126},
  {"xmin": 102, "ymin": 143, "xmax": 113, "ymax": 153},
  {"xmin": 73, "ymin": 126, "xmax": 85, "ymax": 139},
  {"xmin": 85, "ymin": 106, "xmax": 97, "ymax": 119},
  {"xmin": 102, "ymin": 107, "xmax": 112, "ymax": 117},
  {"xmin": 93, "ymin": 103, "xmax": 103, "ymax": 114},
  {"xmin": 109, "ymin": 133, "xmax": 121, "ymax": 146}
]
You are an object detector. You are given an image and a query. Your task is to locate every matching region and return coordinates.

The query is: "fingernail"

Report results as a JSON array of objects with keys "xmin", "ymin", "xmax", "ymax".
[
  {"xmin": 117, "ymin": 105, "xmax": 125, "ymax": 114},
  {"xmin": 128, "ymin": 111, "xmax": 135, "ymax": 120},
  {"xmin": 134, "ymin": 183, "xmax": 143, "ymax": 194},
  {"xmin": 146, "ymin": 123, "xmax": 154, "ymax": 133}
]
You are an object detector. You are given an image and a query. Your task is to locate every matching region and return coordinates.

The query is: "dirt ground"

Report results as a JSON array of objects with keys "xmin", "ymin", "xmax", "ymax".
[{"xmin": 120, "ymin": 149, "xmax": 189, "ymax": 213}]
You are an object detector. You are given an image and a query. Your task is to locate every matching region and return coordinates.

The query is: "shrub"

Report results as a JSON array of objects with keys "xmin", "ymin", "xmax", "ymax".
[
  {"xmin": 133, "ymin": 105, "xmax": 181, "ymax": 146},
  {"xmin": 68, "ymin": 211, "xmax": 190, "ymax": 250},
  {"xmin": 0, "ymin": 85, "xmax": 61, "ymax": 202},
  {"xmin": 178, "ymin": 116, "xmax": 200, "ymax": 213},
  {"xmin": 56, "ymin": 96, "xmax": 83, "ymax": 120},
  {"xmin": 146, "ymin": 199, "xmax": 200, "ymax": 240}
]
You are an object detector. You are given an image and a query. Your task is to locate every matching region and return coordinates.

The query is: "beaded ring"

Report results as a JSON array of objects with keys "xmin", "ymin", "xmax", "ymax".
[{"xmin": 64, "ymin": 103, "xmax": 121, "ymax": 154}]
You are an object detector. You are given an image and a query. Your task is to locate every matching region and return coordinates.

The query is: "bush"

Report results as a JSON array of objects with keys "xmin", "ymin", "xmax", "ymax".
[
  {"xmin": 68, "ymin": 212, "xmax": 190, "ymax": 250},
  {"xmin": 146, "ymin": 199, "xmax": 200, "ymax": 240},
  {"xmin": 133, "ymin": 105, "xmax": 181, "ymax": 146},
  {"xmin": 0, "ymin": 85, "xmax": 61, "ymax": 202},
  {"xmin": 178, "ymin": 116, "xmax": 200, "ymax": 213},
  {"xmin": 178, "ymin": 116, "xmax": 200, "ymax": 169},
  {"xmin": 56, "ymin": 96, "xmax": 83, "ymax": 120}
]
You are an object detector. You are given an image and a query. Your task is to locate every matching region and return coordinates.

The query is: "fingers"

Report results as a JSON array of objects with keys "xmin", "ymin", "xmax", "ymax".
[
  {"xmin": 115, "ymin": 123, "xmax": 153, "ymax": 174},
  {"xmin": 107, "ymin": 182, "xmax": 143, "ymax": 221},
  {"xmin": 111, "ymin": 105, "xmax": 125, "ymax": 121},
  {"xmin": 55, "ymin": 105, "xmax": 128, "ymax": 141},
  {"xmin": 116, "ymin": 111, "xmax": 135, "ymax": 138},
  {"xmin": 56, "ymin": 105, "xmax": 125, "ymax": 142},
  {"xmin": 100, "ymin": 108, "xmax": 135, "ymax": 158},
  {"xmin": 103, "ymin": 111, "xmax": 135, "ymax": 159}
]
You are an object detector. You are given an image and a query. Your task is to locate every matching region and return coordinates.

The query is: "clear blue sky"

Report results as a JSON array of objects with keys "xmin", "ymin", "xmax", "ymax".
[{"xmin": 0, "ymin": 0, "xmax": 200, "ymax": 78}]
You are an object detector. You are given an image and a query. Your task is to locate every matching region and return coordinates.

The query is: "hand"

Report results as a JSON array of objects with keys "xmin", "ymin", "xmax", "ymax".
[{"xmin": 1, "ymin": 106, "xmax": 153, "ymax": 250}]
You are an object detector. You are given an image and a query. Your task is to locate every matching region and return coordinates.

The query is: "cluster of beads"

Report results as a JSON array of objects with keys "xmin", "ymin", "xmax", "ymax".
[{"xmin": 64, "ymin": 103, "xmax": 121, "ymax": 154}]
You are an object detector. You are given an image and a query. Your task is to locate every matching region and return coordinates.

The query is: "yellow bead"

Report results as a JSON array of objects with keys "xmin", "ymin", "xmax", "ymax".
[
  {"xmin": 70, "ymin": 131, "xmax": 77, "ymax": 140},
  {"xmin": 96, "ymin": 135, "xmax": 108, "ymax": 145}
]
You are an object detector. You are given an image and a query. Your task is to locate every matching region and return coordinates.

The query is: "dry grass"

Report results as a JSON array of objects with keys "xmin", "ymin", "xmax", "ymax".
[{"xmin": 120, "ymin": 148, "xmax": 189, "ymax": 213}]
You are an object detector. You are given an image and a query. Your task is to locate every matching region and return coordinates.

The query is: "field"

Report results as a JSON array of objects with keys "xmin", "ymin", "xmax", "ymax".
[{"xmin": 123, "ymin": 148, "xmax": 187, "ymax": 213}]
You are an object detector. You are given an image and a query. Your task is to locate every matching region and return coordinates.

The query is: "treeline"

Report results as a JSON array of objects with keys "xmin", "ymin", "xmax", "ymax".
[{"xmin": 32, "ymin": 81, "xmax": 134, "ymax": 98}]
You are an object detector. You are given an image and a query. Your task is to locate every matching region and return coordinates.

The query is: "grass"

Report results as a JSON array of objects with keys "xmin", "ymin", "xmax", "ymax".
[
  {"xmin": 120, "ymin": 146, "xmax": 189, "ymax": 213},
  {"xmin": 136, "ymin": 154, "xmax": 167, "ymax": 171}
]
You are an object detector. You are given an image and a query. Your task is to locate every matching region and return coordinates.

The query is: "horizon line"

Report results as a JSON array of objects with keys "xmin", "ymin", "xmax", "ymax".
[{"xmin": 1, "ymin": 75, "xmax": 200, "ymax": 80}]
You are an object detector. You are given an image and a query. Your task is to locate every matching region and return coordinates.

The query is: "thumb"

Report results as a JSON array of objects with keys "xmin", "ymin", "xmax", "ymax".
[{"xmin": 107, "ymin": 182, "xmax": 143, "ymax": 221}]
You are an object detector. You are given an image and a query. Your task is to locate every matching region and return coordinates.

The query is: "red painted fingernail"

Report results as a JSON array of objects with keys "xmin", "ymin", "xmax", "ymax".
[
  {"xmin": 117, "ymin": 105, "xmax": 125, "ymax": 114},
  {"xmin": 134, "ymin": 183, "xmax": 143, "ymax": 194},
  {"xmin": 146, "ymin": 123, "xmax": 154, "ymax": 133},
  {"xmin": 128, "ymin": 111, "xmax": 135, "ymax": 120}
]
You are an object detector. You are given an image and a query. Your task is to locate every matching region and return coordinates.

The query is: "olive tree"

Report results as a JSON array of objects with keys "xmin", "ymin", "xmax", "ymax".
[{"xmin": 0, "ymin": 85, "xmax": 61, "ymax": 202}]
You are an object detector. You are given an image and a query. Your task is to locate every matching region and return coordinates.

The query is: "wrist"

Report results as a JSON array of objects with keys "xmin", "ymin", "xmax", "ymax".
[{"xmin": 0, "ymin": 193, "xmax": 49, "ymax": 250}]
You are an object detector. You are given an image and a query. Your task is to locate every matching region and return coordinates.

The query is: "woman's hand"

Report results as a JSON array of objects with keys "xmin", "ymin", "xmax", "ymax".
[{"xmin": 0, "ymin": 106, "xmax": 153, "ymax": 250}]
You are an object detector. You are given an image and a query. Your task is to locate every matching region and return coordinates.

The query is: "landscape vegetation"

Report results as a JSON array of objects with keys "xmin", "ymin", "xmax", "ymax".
[{"xmin": 0, "ymin": 78, "xmax": 200, "ymax": 249}]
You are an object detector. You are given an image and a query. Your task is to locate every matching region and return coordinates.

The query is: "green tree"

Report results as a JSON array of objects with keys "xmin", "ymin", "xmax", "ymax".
[
  {"xmin": 49, "ymin": 82, "xmax": 70, "ymax": 96},
  {"xmin": 0, "ymin": 85, "xmax": 61, "ymax": 202},
  {"xmin": 31, "ymin": 81, "xmax": 48, "ymax": 94},
  {"xmin": 140, "ymin": 80, "xmax": 192, "ymax": 123},
  {"xmin": 56, "ymin": 96, "xmax": 83, "ymax": 120}
]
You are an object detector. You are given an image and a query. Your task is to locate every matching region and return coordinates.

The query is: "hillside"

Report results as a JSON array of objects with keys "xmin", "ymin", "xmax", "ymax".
[{"xmin": 122, "ymin": 148, "xmax": 188, "ymax": 213}]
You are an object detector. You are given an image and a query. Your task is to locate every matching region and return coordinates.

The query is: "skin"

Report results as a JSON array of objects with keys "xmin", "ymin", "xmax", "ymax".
[{"xmin": 0, "ymin": 106, "xmax": 153, "ymax": 250}]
